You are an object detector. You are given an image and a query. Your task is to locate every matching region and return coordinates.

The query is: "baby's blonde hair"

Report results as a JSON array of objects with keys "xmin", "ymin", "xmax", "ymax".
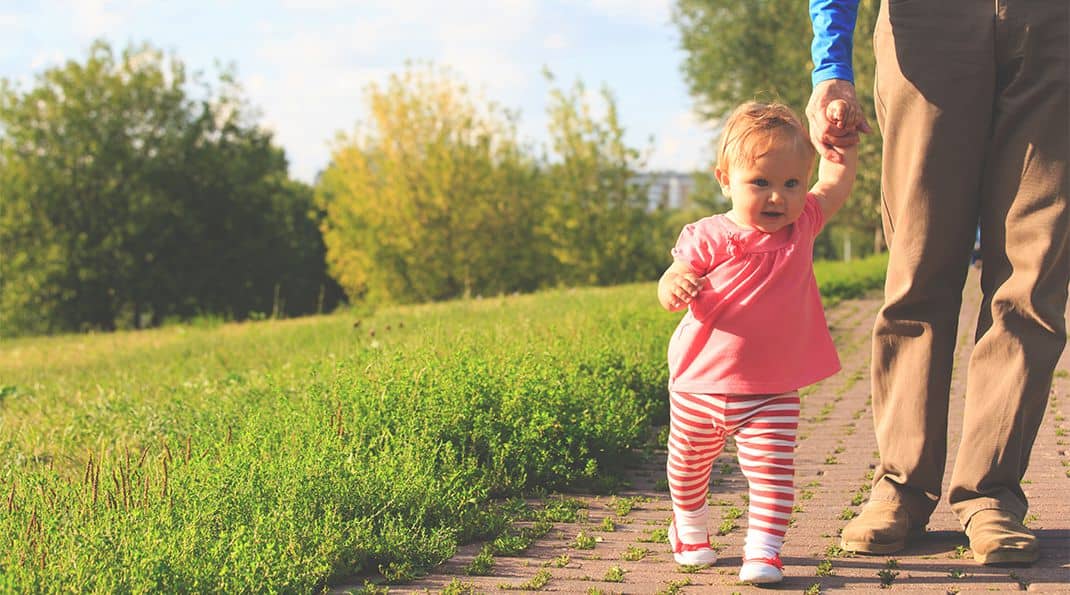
[{"xmin": 717, "ymin": 101, "xmax": 814, "ymax": 171}]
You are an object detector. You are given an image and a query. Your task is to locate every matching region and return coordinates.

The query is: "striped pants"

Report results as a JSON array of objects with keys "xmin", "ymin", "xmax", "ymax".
[{"xmin": 667, "ymin": 390, "xmax": 799, "ymax": 553}]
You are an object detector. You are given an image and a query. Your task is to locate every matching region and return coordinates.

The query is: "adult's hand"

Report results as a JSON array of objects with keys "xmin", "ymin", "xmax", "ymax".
[{"xmin": 806, "ymin": 79, "xmax": 871, "ymax": 163}]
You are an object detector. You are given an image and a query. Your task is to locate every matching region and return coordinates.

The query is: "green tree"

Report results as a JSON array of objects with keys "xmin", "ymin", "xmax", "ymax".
[
  {"xmin": 672, "ymin": 0, "xmax": 883, "ymax": 256},
  {"xmin": 0, "ymin": 41, "xmax": 338, "ymax": 336},
  {"xmin": 316, "ymin": 63, "xmax": 546, "ymax": 304},
  {"xmin": 0, "ymin": 41, "xmax": 192, "ymax": 333},
  {"xmin": 542, "ymin": 76, "xmax": 660, "ymax": 286}
]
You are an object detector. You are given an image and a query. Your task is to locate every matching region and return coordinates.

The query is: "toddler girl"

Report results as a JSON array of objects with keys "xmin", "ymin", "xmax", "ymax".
[{"xmin": 657, "ymin": 100, "xmax": 858, "ymax": 584}]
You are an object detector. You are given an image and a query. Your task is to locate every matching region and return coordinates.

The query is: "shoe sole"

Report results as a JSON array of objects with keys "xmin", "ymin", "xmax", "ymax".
[
  {"xmin": 739, "ymin": 574, "xmax": 783, "ymax": 585},
  {"xmin": 974, "ymin": 548, "xmax": 1039, "ymax": 566},
  {"xmin": 840, "ymin": 527, "xmax": 926, "ymax": 555},
  {"xmin": 740, "ymin": 577, "xmax": 783, "ymax": 585}
]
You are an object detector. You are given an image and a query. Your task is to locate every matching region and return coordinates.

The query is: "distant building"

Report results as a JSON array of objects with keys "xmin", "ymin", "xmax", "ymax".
[{"xmin": 632, "ymin": 171, "xmax": 696, "ymax": 210}]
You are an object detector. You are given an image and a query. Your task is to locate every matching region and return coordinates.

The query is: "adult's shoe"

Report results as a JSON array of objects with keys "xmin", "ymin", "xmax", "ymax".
[
  {"xmin": 966, "ymin": 509, "xmax": 1039, "ymax": 565},
  {"xmin": 840, "ymin": 501, "xmax": 926, "ymax": 554}
]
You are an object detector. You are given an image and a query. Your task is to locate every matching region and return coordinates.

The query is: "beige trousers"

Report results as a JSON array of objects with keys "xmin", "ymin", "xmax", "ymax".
[{"xmin": 870, "ymin": 0, "xmax": 1069, "ymax": 527}]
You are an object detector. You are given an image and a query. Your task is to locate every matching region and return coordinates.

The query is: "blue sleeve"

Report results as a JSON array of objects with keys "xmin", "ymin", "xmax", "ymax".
[{"xmin": 810, "ymin": 0, "xmax": 860, "ymax": 85}]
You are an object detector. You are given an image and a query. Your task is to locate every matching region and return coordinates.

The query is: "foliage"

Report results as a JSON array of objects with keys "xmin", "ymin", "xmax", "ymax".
[
  {"xmin": 0, "ymin": 283, "xmax": 670, "ymax": 590},
  {"xmin": 672, "ymin": 0, "xmax": 884, "ymax": 252},
  {"xmin": 316, "ymin": 63, "xmax": 547, "ymax": 305},
  {"xmin": 814, "ymin": 251, "xmax": 888, "ymax": 307},
  {"xmin": 541, "ymin": 75, "xmax": 663, "ymax": 286},
  {"xmin": 317, "ymin": 65, "xmax": 664, "ymax": 306},
  {"xmin": 0, "ymin": 40, "xmax": 340, "ymax": 336},
  {"xmin": 673, "ymin": 0, "xmax": 814, "ymax": 119}
]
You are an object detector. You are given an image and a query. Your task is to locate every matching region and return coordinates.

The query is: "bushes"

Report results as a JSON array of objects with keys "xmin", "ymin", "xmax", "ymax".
[{"xmin": 0, "ymin": 284, "xmax": 672, "ymax": 590}]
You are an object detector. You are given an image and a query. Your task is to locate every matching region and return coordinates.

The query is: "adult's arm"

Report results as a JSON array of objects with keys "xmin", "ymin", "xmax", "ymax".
[
  {"xmin": 810, "ymin": 0, "xmax": 859, "ymax": 86},
  {"xmin": 806, "ymin": 0, "xmax": 870, "ymax": 163}
]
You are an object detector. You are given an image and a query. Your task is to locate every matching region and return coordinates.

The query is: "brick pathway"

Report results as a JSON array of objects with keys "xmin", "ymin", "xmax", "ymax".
[{"xmin": 340, "ymin": 269, "xmax": 1070, "ymax": 593}]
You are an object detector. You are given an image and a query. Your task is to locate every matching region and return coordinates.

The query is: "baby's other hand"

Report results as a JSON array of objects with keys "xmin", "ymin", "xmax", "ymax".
[{"xmin": 668, "ymin": 272, "xmax": 701, "ymax": 309}]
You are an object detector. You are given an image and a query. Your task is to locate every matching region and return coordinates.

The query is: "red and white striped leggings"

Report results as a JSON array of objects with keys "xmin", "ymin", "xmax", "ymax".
[{"xmin": 667, "ymin": 390, "xmax": 799, "ymax": 541}]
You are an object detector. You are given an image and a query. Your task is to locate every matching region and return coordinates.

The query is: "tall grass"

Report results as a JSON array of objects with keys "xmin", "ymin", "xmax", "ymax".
[{"xmin": 0, "ymin": 257, "xmax": 885, "ymax": 591}]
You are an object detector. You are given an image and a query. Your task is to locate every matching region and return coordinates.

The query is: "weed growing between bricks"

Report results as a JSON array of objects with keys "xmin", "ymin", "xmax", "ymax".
[{"xmin": 816, "ymin": 559, "xmax": 835, "ymax": 576}]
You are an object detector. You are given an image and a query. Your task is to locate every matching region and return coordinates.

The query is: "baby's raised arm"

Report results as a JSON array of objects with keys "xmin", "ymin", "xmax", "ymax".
[{"xmin": 810, "ymin": 100, "xmax": 859, "ymax": 220}]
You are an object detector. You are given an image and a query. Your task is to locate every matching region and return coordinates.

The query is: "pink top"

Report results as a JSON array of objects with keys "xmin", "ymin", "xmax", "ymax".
[{"xmin": 667, "ymin": 193, "xmax": 840, "ymax": 394}]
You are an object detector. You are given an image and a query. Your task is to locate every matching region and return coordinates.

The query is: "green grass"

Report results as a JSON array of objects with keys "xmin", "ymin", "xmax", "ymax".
[
  {"xmin": 0, "ymin": 258, "xmax": 887, "ymax": 590},
  {"xmin": 0, "ymin": 284, "xmax": 670, "ymax": 590},
  {"xmin": 814, "ymin": 252, "xmax": 889, "ymax": 307}
]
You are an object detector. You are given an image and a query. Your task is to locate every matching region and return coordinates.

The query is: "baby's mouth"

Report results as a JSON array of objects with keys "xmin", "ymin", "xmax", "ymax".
[{"xmin": 761, "ymin": 211, "xmax": 784, "ymax": 218}]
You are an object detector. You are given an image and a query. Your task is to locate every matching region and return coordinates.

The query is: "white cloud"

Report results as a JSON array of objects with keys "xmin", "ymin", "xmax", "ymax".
[
  {"xmin": 69, "ymin": 0, "xmax": 127, "ymax": 39},
  {"xmin": 0, "ymin": 13, "xmax": 18, "ymax": 28},
  {"xmin": 30, "ymin": 49, "xmax": 66, "ymax": 70},
  {"xmin": 440, "ymin": 47, "xmax": 529, "ymax": 95},
  {"xmin": 585, "ymin": 0, "xmax": 672, "ymax": 26},
  {"xmin": 543, "ymin": 32, "xmax": 567, "ymax": 50},
  {"xmin": 431, "ymin": 2, "xmax": 538, "ymax": 45},
  {"xmin": 245, "ymin": 73, "xmax": 266, "ymax": 94},
  {"xmin": 246, "ymin": 1, "xmax": 547, "ymax": 181},
  {"xmin": 253, "ymin": 29, "xmax": 395, "ymax": 181}
]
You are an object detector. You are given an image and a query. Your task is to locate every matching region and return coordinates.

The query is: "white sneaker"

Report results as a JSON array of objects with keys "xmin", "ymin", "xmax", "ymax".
[
  {"xmin": 739, "ymin": 555, "xmax": 784, "ymax": 584},
  {"xmin": 668, "ymin": 521, "xmax": 718, "ymax": 565}
]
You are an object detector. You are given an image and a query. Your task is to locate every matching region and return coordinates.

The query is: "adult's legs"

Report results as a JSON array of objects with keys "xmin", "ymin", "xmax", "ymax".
[
  {"xmin": 868, "ymin": 0, "xmax": 996, "ymax": 522},
  {"xmin": 949, "ymin": 0, "xmax": 1070, "ymax": 525}
]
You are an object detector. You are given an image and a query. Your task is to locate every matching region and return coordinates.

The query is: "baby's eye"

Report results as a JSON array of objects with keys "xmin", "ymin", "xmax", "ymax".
[
  {"xmin": 752, "ymin": 179, "xmax": 769, "ymax": 187},
  {"xmin": 785, "ymin": 179, "xmax": 799, "ymax": 188}
]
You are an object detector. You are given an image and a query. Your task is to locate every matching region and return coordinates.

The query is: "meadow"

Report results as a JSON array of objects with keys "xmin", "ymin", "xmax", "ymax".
[{"xmin": 0, "ymin": 254, "xmax": 887, "ymax": 592}]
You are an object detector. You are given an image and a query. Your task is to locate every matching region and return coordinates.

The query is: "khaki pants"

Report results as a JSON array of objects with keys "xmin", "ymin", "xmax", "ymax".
[{"xmin": 870, "ymin": 0, "xmax": 1069, "ymax": 527}]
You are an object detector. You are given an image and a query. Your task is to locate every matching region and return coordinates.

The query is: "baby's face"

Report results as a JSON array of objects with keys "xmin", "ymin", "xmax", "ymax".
[{"xmin": 719, "ymin": 144, "xmax": 813, "ymax": 234}]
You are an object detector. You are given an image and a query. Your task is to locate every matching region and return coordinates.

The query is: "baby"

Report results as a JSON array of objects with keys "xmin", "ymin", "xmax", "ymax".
[{"xmin": 658, "ymin": 100, "xmax": 859, "ymax": 583}]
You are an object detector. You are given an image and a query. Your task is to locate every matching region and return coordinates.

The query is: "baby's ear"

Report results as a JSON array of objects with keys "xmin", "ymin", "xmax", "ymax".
[{"xmin": 714, "ymin": 167, "xmax": 731, "ymax": 192}]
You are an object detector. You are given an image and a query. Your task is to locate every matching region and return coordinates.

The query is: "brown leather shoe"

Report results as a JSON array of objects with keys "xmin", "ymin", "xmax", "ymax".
[
  {"xmin": 966, "ymin": 509, "xmax": 1039, "ymax": 565},
  {"xmin": 840, "ymin": 501, "xmax": 925, "ymax": 554}
]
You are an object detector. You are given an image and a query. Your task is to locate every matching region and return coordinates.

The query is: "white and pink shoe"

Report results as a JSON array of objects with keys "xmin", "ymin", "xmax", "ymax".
[
  {"xmin": 739, "ymin": 554, "xmax": 784, "ymax": 584},
  {"xmin": 668, "ymin": 520, "xmax": 718, "ymax": 565}
]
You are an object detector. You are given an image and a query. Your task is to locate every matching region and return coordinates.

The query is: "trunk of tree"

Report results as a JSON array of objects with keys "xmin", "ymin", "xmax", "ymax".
[{"xmin": 873, "ymin": 225, "xmax": 886, "ymax": 254}]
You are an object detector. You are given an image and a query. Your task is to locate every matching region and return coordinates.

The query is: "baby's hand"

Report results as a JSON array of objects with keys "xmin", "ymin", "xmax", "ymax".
[
  {"xmin": 826, "ymin": 99, "xmax": 863, "ymax": 133},
  {"xmin": 667, "ymin": 271, "xmax": 701, "ymax": 309}
]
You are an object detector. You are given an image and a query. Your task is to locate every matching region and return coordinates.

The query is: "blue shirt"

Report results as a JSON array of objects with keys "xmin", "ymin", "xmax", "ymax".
[{"xmin": 810, "ymin": 0, "xmax": 860, "ymax": 85}]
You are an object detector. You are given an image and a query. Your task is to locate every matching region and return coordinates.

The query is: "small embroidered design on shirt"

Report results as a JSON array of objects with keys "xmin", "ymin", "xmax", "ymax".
[{"xmin": 726, "ymin": 233, "xmax": 745, "ymax": 257}]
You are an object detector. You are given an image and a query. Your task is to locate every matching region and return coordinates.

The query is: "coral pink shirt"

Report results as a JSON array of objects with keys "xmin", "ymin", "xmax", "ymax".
[{"xmin": 667, "ymin": 193, "xmax": 840, "ymax": 394}]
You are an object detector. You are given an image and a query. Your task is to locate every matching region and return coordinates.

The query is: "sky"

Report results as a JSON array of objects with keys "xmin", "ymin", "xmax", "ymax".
[{"xmin": 1, "ymin": 0, "xmax": 717, "ymax": 183}]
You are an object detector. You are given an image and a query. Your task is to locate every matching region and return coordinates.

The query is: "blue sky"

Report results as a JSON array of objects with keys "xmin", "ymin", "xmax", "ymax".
[{"xmin": 2, "ymin": 0, "xmax": 716, "ymax": 183}]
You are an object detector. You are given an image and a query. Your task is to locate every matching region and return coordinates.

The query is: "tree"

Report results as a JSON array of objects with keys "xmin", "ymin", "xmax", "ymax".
[
  {"xmin": 0, "ymin": 41, "xmax": 338, "ymax": 336},
  {"xmin": 0, "ymin": 41, "xmax": 192, "ymax": 333},
  {"xmin": 316, "ymin": 63, "xmax": 546, "ymax": 304},
  {"xmin": 673, "ymin": 0, "xmax": 883, "ymax": 255},
  {"xmin": 542, "ymin": 76, "xmax": 661, "ymax": 286}
]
